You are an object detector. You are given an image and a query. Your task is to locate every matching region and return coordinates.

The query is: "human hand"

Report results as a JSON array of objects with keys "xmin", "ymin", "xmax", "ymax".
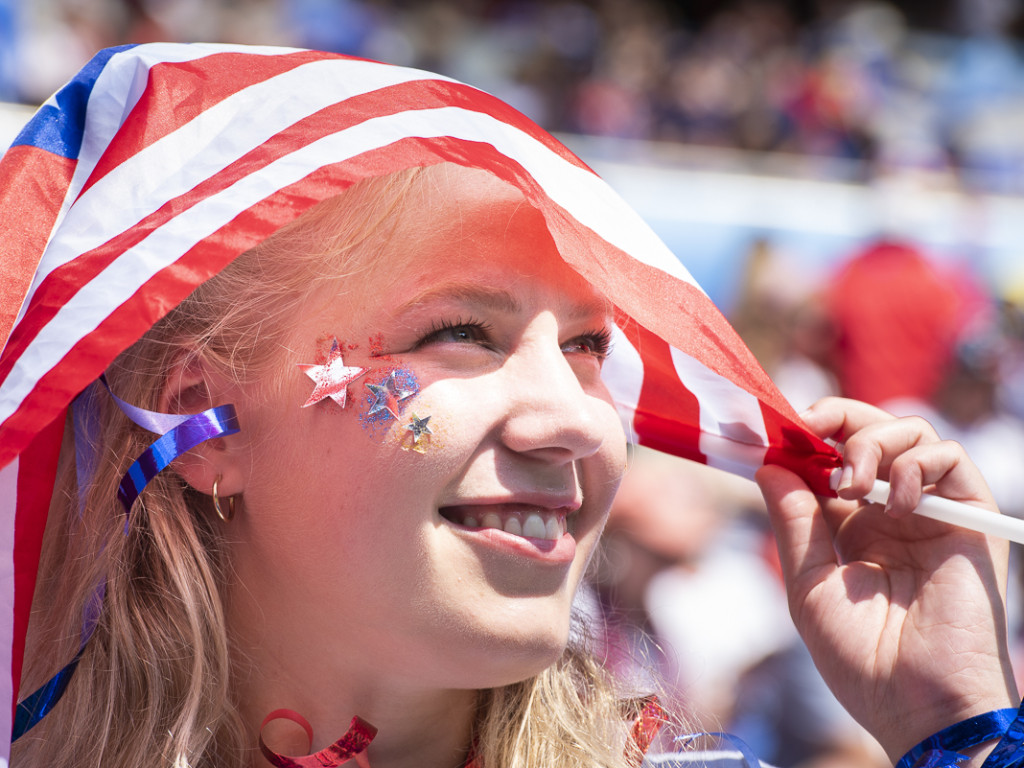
[{"xmin": 755, "ymin": 397, "xmax": 1018, "ymax": 762}]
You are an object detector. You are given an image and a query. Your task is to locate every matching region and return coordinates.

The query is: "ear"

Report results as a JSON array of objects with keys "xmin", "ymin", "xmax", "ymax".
[{"xmin": 158, "ymin": 351, "xmax": 246, "ymax": 498}]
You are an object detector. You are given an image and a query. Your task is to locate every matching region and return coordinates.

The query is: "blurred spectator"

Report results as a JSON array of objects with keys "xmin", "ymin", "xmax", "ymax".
[
  {"xmin": 730, "ymin": 237, "xmax": 839, "ymax": 411},
  {"xmin": 825, "ymin": 238, "xmax": 965, "ymax": 407},
  {"xmin": 730, "ymin": 641, "xmax": 886, "ymax": 768},
  {"xmin": 283, "ymin": 0, "xmax": 377, "ymax": 55},
  {"xmin": 571, "ymin": 5, "xmax": 664, "ymax": 138},
  {"xmin": 588, "ymin": 446, "xmax": 722, "ymax": 708}
]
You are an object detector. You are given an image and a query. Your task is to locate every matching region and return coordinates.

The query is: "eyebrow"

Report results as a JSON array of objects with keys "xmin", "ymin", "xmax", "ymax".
[
  {"xmin": 399, "ymin": 284, "xmax": 521, "ymax": 315},
  {"xmin": 396, "ymin": 282, "xmax": 609, "ymax": 321}
]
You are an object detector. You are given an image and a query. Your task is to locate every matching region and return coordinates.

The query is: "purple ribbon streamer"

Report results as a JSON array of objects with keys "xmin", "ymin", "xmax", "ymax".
[
  {"xmin": 13, "ymin": 379, "xmax": 241, "ymax": 741},
  {"xmin": 117, "ymin": 405, "xmax": 240, "ymax": 517}
]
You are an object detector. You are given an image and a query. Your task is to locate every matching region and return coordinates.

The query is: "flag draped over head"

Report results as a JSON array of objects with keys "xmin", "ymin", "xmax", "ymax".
[{"xmin": 0, "ymin": 43, "xmax": 841, "ymax": 763}]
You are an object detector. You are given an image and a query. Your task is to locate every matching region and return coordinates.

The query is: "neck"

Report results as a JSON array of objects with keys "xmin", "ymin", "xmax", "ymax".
[{"xmin": 238, "ymin": 658, "xmax": 478, "ymax": 768}]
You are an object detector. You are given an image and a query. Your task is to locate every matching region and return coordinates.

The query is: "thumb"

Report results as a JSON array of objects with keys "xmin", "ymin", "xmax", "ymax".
[{"xmin": 755, "ymin": 464, "xmax": 838, "ymax": 609}]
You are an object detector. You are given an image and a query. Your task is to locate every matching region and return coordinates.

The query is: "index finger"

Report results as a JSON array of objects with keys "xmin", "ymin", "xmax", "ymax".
[{"xmin": 800, "ymin": 396, "xmax": 898, "ymax": 442}]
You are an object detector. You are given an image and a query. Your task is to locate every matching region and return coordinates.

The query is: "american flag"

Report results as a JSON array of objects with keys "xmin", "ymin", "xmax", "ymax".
[{"xmin": 0, "ymin": 43, "xmax": 840, "ymax": 763}]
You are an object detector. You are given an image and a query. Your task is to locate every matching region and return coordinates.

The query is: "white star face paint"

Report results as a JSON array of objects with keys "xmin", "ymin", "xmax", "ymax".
[{"xmin": 297, "ymin": 337, "xmax": 368, "ymax": 409}]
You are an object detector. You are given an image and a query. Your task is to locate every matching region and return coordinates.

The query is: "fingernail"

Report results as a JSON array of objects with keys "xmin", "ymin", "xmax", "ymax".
[
  {"xmin": 829, "ymin": 467, "xmax": 842, "ymax": 491},
  {"xmin": 836, "ymin": 465, "xmax": 854, "ymax": 492}
]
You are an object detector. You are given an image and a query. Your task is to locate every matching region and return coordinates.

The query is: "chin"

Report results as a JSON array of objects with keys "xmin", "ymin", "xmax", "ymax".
[
  {"xmin": 485, "ymin": 626, "xmax": 569, "ymax": 688},
  {"xmin": 447, "ymin": 623, "xmax": 571, "ymax": 690}
]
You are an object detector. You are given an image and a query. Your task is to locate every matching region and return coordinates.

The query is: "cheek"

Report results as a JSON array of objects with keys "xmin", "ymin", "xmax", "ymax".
[
  {"xmin": 356, "ymin": 366, "xmax": 421, "ymax": 434},
  {"xmin": 593, "ymin": 397, "xmax": 629, "ymax": 482},
  {"xmin": 579, "ymin": 403, "xmax": 628, "ymax": 529},
  {"xmin": 356, "ymin": 367, "xmax": 469, "ymax": 459}
]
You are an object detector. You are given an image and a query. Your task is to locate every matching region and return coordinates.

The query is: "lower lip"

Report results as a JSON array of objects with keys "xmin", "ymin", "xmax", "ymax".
[{"xmin": 446, "ymin": 522, "xmax": 577, "ymax": 564}]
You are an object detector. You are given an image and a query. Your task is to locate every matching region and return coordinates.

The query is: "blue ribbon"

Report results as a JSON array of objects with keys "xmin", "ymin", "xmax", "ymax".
[
  {"xmin": 983, "ymin": 699, "xmax": 1024, "ymax": 768},
  {"xmin": 897, "ymin": 704, "xmax": 1022, "ymax": 768},
  {"xmin": 12, "ymin": 647, "xmax": 86, "ymax": 740},
  {"xmin": 12, "ymin": 378, "xmax": 241, "ymax": 740}
]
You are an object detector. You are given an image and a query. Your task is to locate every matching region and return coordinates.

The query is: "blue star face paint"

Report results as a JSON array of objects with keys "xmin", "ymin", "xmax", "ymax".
[{"xmin": 358, "ymin": 367, "xmax": 419, "ymax": 433}]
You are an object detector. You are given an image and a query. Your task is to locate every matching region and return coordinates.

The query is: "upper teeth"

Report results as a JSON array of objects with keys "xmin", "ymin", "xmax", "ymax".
[{"xmin": 462, "ymin": 511, "xmax": 565, "ymax": 541}]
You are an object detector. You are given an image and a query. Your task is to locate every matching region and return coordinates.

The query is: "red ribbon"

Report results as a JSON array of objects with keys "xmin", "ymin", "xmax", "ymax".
[
  {"xmin": 259, "ymin": 695, "xmax": 662, "ymax": 768},
  {"xmin": 259, "ymin": 709, "xmax": 377, "ymax": 768},
  {"xmin": 627, "ymin": 696, "xmax": 666, "ymax": 768}
]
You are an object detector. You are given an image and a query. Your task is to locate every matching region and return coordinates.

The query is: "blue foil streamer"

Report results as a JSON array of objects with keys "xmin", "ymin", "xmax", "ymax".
[
  {"xmin": 897, "ymin": 706, "xmax": 1020, "ymax": 768},
  {"xmin": 116, "ymin": 405, "xmax": 240, "ymax": 516},
  {"xmin": 12, "ymin": 382, "xmax": 241, "ymax": 741},
  {"xmin": 12, "ymin": 647, "xmax": 86, "ymax": 740},
  {"xmin": 982, "ymin": 700, "xmax": 1024, "ymax": 768}
]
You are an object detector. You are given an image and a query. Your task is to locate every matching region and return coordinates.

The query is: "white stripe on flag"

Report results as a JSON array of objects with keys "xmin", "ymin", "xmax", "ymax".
[
  {"xmin": 24, "ymin": 56, "xmax": 450, "ymax": 311},
  {"xmin": 3, "ymin": 105, "xmax": 701, "ymax": 427},
  {"xmin": 602, "ymin": 324, "xmax": 644, "ymax": 445},
  {"xmin": 670, "ymin": 346, "xmax": 769, "ymax": 478}
]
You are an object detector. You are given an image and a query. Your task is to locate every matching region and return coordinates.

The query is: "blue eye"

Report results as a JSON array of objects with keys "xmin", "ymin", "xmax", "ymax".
[{"xmin": 416, "ymin": 319, "xmax": 493, "ymax": 348}]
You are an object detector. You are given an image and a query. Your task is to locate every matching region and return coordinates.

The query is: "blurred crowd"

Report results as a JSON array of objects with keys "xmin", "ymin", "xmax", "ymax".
[
  {"xmin": 4, "ymin": 0, "xmax": 1024, "ymax": 193},
  {"xmin": 6, "ymin": 1, "xmax": 1024, "ymax": 766},
  {"xmin": 589, "ymin": 233, "xmax": 1024, "ymax": 768}
]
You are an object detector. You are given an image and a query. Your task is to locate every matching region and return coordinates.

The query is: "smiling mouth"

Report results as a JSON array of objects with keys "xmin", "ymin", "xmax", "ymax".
[{"xmin": 439, "ymin": 507, "xmax": 568, "ymax": 541}]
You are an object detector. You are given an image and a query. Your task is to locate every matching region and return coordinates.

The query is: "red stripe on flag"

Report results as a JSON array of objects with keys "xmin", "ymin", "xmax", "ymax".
[
  {"xmin": 760, "ymin": 400, "xmax": 839, "ymax": 495},
  {"xmin": 11, "ymin": 412, "xmax": 63, "ymax": 711},
  {"xmin": 615, "ymin": 315, "xmax": 707, "ymax": 464},
  {"xmin": 80, "ymin": 49, "xmax": 329, "ymax": 197},
  {"xmin": 0, "ymin": 146, "xmax": 76, "ymax": 354},
  {"xmin": 4, "ymin": 78, "xmax": 593, "ymax": 385}
]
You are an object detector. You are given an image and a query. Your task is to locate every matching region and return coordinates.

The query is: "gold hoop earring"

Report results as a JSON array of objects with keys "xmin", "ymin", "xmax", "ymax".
[{"xmin": 212, "ymin": 475, "xmax": 235, "ymax": 522}]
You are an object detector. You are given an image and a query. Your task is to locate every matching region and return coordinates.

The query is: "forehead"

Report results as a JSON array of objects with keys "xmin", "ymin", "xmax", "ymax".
[{"xmin": 367, "ymin": 166, "xmax": 608, "ymax": 310}]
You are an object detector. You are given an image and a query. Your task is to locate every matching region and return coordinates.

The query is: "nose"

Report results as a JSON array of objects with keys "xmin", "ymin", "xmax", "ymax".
[{"xmin": 498, "ymin": 328, "xmax": 609, "ymax": 464}]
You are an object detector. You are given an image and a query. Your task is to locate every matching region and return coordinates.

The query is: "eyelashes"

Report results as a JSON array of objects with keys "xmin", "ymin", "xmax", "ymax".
[
  {"xmin": 414, "ymin": 317, "xmax": 613, "ymax": 360},
  {"xmin": 415, "ymin": 317, "xmax": 495, "ymax": 349},
  {"xmin": 562, "ymin": 326, "xmax": 614, "ymax": 360}
]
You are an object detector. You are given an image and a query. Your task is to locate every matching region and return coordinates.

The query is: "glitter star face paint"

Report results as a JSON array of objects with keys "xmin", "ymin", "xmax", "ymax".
[
  {"xmin": 221, "ymin": 166, "xmax": 627, "ymax": 699},
  {"xmin": 403, "ymin": 413, "xmax": 433, "ymax": 453},
  {"xmin": 362, "ymin": 368, "xmax": 418, "ymax": 427},
  {"xmin": 298, "ymin": 337, "xmax": 367, "ymax": 409}
]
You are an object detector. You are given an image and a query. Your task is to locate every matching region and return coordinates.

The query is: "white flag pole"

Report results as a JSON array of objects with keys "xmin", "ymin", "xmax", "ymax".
[{"xmin": 830, "ymin": 475, "xmax": 1024, "ymax": 546}]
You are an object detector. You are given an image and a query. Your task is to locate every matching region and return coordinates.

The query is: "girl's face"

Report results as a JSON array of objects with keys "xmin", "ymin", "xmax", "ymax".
[{"xmin": 223, "ymin": 169, "xmax": 627, "ymax": 696}]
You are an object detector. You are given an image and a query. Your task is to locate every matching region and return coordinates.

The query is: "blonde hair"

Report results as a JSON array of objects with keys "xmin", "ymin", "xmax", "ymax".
[{"xmin": 15, "ymin": 165, "xmax": 651, "ymax": 768}]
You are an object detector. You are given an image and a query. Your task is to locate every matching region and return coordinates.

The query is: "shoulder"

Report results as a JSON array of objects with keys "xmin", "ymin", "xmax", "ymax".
[{"xmin": 643, "ymin": 749, "xmax": 775, "ymax": 768}]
